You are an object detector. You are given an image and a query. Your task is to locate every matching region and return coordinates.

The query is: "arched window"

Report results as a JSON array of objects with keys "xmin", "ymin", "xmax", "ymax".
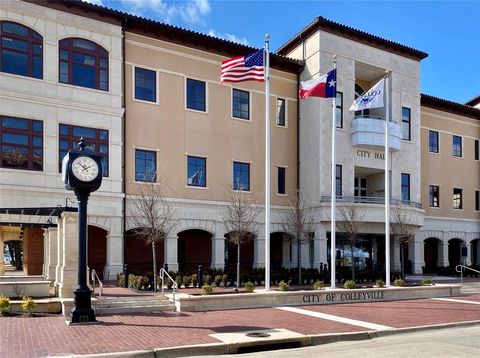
[
  {"xmin": 59, "ymin": 38, "xmax": 108, "ymax": 91},
  {"xmin": 0, "ymin": 21, "xmax": 43, "ymax": 79},
  {"xmin": 354, "ymin": 83, "xmax": 369, "ymax": 117}
]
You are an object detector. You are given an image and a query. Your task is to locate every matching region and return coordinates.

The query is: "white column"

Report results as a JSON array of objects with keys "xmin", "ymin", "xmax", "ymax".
[
  {"xmin": 411, "ymin": 234, "xmax": 425, "ymax": 274},
  {"xmin": 0, "ymin": 232, "xmax": 4, "ymax": 275},
  {"xmin": 59, "ymin": 212, "xmax": 79, "ymax": 298},
  {"xmin": 464, "ymin": 242, "xmax": 472, "ymax": 266},
  {"xmin": 282, "ymin": 235, "xmax": 292, "ymax": 268},
  {"xmin": 301, "ymin": 241, "xmax": 310, "ymax": 269},
  {"xmin": 212, "ymin": 236, "xmax": 225, "ymax": 270},
  {"xmin": 54, "ymin": 218, "xmax": 64, "ymax": 292},
  {"xmin": 314, "ymin": 224, "xmax": 327, "ymax": 269},
  {"xmin": 104, "ymin": 217, "xmax": 123, "ymax": 280},
  {"xmin": 393, "ymin": 239, "xmax": 401, "ymax": 271},
  {"xmin": 42, "ymin": 229, "xmax": 49, "ymax": 278},
  {"xmin": 164, "ymin": 235, "xmax": 179, "ymax": 272},
  {"xmin": 253, "ymin": 231, "xmax": 265, "ymax": 269},
  {"xmin": 46, "ymin": 227, "xmax": 58, "ymax": 282},
  {"xmin": 439, "ymin": 240, "xmax": 449, "ymax": 267}
]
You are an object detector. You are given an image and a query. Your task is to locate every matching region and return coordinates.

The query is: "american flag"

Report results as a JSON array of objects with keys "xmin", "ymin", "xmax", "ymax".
[{"xmin": 221, "ymin": 50, "xmax": 265, "ymax": 83}]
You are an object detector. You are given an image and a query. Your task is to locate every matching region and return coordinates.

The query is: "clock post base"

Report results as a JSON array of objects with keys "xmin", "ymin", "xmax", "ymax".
[{"xmin": 70, "ymin": 288, "xmax": 96, "ymax": 323}]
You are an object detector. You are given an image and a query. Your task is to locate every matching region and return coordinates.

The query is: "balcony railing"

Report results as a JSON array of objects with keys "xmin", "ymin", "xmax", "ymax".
[
  {"xmin": 351, "ymin": 116, "xmax": 401, "ymax": 151},
  {"xmin": 320, "ymin": 196, "xmax": 422, "ymax": 209}
]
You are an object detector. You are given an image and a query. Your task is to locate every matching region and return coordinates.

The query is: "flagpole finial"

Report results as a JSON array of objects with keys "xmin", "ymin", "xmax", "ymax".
[
  {"xmin": 265, "ymin": 33, "xmax": 270, "ymax": 41},
  {"xmin": 333, "ymin": 54, "xmax": 337, "ymax": 59}
]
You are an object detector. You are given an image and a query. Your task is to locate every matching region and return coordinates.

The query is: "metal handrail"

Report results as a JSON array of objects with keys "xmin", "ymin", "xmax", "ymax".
[
  {"xmin": 320, "ymin": 196, "xmax": 422, "ymax": 209},
  {"xmin": 91, "ymin": 269, "xmax": 103, "ymax": 314},
  {"xmin": 159, "ymin": 268, "xmax": 177, "ymax": 310},
  {"xmin": 455, "ymin": 265, "xmax": 480, "ymax": 284}
]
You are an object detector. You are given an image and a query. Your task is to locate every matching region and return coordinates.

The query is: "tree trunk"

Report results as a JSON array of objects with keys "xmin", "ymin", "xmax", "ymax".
[
  {"xmin": 236, "ymin": 243, "xmax": 241, "ymax": 290},
  {"xmin": 400, "ymin": 241, "xmax": 405, "ymax": 280},
  {"xmin": 152, "ymin": 241, "xmax": 157, "ymax": 292},
  {"xmin": 297, "ymin": 237, "xmax": 302, "ymax": 286},
  {"xmin": 351, "ymin": 242, "xmax": 355, "ymax": 282}
]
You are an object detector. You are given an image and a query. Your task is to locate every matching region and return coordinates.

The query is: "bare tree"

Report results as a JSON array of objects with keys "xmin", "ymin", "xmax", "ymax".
[
  {"xmin": 390, "ymin": 204, "xmax": 417, "ymax": 279},
  {"xmin": 336, "ymin": 201, "xmax": 364, "ymax": 282},
  {"xmin": 281, "ymin": 190, "xmax": 314, "ymax": 286},
  {"xmin": 128, "ymin": 174, "xmax": 176, "ymax": 291},
  {"xmin": 223, "ymin": 185, "xmax": 260, "ymax": 290}
]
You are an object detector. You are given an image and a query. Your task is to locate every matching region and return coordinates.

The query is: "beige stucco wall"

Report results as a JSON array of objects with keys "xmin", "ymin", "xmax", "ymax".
[
  {"xmin": 124, "ymin": 32, "xmax": 298, "ymax": 206},
  {"xmin": 421, "ymin": 107, "xmax": 480, "ymax": 220}
]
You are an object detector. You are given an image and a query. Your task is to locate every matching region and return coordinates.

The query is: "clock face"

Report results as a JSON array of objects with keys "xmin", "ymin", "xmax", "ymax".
[{"xmin": 71, "ymin": 156, "xmax": 99, "ymax": 182}]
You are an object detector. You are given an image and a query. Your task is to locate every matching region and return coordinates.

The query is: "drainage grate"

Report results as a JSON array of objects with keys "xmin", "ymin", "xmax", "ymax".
[{"xmin": 245, "ymin": 332, "xmax": 271, "ymax": 338}]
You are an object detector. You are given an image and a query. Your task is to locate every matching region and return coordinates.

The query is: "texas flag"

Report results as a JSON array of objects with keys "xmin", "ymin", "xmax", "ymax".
[{"xmin": 299, "ymin": 69, "xmax": 336, "ymax": 99}]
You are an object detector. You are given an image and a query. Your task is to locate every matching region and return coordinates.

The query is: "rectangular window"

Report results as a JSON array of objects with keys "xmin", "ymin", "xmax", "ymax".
[
  {"xmin": 336, "ymin": 92, "xmax": 343, "ymax": 128},
  {"xmin": 0, "ymin": 115, "xmax": 43, "ymax": 171},
  {"xmin": 187, "ymin": 156, "xmax": 206, "ymax": 187},
  {"xmin": 452, "ymin": 135, "xmax": 462, "ymax": 157},
  {"xmin": 475, "ymin": 139, "xmax": 479, "ymax": 160},
  {"xmin": 232, "ymin": 89, "xmax": 249, "ymax": 120},
  {"xmin": 429, "ymin": 130, "xmax": 439, "ymax": 153},
  {"xmin": 277, "ymin": 167, "xmax": 286, "ymax": 194},
  {"xmin": 429, "ymin": 185, "xmax": 439, "ymax": 208},
  {"xmin": 59, "ymin": 124, "xmax": 109, "ymax": 176},
  {"xmin": 276, "ymin": 98, "xmax": 286, "ymax": 127},
  {"xmin": 336, "ymin": 164, "xmax": 342, "ymax": 197},
  {"xmin": 402, "ymin": 107, "xmax": 411, "ymax": 141},
  {"xmin": 401, "ymin": 173, "xmax": 410, "ymax": 201},
  {"xmin": 186, "ymin": 78, "xmax": 206, "ymax": 112},
  {"xmin": 135, "ymin": 149, "xmax": 156, "ymax": 182},
  {"xmin": 453, "ymin": 188, "xmax": 463, "ymax": 209},
  {"xmin": 135, "ymin": 67, "xmax": 156, "ymax": 102},
  {"xmin": 475, "ymin": 190, "xmax": 480, "ymax": 211},
  {"xmin": 233, "ymin": 161, "xmax": 250, "ymax": 191}
]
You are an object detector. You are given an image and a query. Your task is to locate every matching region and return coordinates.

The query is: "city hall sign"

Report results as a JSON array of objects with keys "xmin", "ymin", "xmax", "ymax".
[
  {"xmin": 302, "ymin": 290, "xmax": 385, "ymax": 304},
  {"xmin": 356, "ymin": 149, "xmax": 385, "ymax": 160}
]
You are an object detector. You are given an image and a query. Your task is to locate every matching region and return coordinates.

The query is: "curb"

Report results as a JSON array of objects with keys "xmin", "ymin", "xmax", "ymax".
[{"xmin": 56, "ymin": 320, "xmax": 480, "ymax": 358}]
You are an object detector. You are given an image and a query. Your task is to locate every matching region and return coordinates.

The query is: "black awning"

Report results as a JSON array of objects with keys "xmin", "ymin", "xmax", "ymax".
[
  {"xmin": 0, "ymin": 206, "xmax": 77, "ymax": 217},
  {"xmin": 0, "ymin": 222, "xmax": 57, "ymax": 228}
]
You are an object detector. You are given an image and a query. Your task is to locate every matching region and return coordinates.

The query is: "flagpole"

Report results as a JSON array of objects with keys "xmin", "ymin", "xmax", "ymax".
[
  {"xmin": 264, "ymin": 34, "xmax": 271, "ymax": 291},
  {"xmin": 330, "ymin": 55, "xmax": 337, "ymax": 289},
  {"xmin": 385, "ymin": 70, "xmax": 391, "ymax": 286}
]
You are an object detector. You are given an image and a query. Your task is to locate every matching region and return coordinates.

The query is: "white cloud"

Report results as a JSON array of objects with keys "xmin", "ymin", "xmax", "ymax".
[
  {"xmin": 82, "ymin": 0, "xmax": 104, "ymax": 5},
  {"xmin": 120, "ymin": 0, "xmax": 211, "ymax": 26},
  {"xmin": 208, "ymin": 29, "xmax": 249, "ymax": 46}
]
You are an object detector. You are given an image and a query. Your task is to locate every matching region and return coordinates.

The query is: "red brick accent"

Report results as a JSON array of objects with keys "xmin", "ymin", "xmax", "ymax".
[
  {"xmin": 88, "ymin": 226, "xmax": 107, "ymax": 279},
  {"xmin": 23, "ymin": 228, "xmax": 44, "ymax": 275},
  {"xmin": 124, "ymin": 229, "xmax": 164, "ymax": 274}
]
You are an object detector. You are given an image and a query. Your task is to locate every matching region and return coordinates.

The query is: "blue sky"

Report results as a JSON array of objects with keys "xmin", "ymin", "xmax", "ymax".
[{"xmin": 92, "ymin": 0, "xmax": 479, "ymax": 104}]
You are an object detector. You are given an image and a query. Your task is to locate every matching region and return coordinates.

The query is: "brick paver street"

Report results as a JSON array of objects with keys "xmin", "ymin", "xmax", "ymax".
[{"xmin": 1, "ymin": 290, "xmax": 480, "ymax": 357}]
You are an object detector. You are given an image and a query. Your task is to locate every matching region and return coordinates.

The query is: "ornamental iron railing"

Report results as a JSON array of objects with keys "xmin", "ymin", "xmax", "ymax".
[{"xmin": 320, "ymin": 196, "xmax": 422, "ymax": 209}]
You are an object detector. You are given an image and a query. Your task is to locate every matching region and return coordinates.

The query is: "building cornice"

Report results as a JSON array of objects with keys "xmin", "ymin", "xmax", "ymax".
[
  {"xmin": 465, "ymin": 95, "xmax": 480, "ymax": 107},
  {"xmin": 277, "ymin": 16, "xmax": 428, "ymax": 61},
  {"xmin": 421, "ymin": 94, "xmax": 480, "ymax": 120}
]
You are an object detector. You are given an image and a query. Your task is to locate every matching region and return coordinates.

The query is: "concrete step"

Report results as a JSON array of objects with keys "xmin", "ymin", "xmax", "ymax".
[
  {"xmin": 94, "ymin": 295, "xmax": 175, "ymax": 315},
  {"xmin": 98, "ymin": 305, "xmax": 174, "ymax": 314}
]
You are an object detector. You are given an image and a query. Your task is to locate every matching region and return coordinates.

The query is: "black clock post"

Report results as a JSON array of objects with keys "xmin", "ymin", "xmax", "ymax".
[{"xmin": 62, "ymin": 138, "xmax": 103, "ymax": 324}]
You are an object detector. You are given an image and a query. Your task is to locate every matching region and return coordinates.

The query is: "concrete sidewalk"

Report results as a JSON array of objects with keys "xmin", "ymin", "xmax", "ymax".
[{"xmin": 1, "ymin": 292, "xmax": 480, "ymax": 357}]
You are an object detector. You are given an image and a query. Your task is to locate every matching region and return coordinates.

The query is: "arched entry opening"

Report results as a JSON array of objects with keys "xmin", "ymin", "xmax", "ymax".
[
  {"xmin": 4, "ymin": 238, "xmax": 23, "ymax": 271},
  {"xmin": 448, "ymin": 238, "xmax": 464, "ymax": 268},
  {"xmin": 87, "ymin": 226, "xmax": 107, "ymax": 279},
  {"xmin": 424, "ymin": 237, "xmax": 440, "ymax": 274},
  {"xmin": 471, "ymin": 239, "xmax": 480, "ymax": 267},
  {"xmin": 224, "ymin": 231, "xmax": 254, "ymax": 274},
  {"xmin": 178, "ymin": 229, "xmax": 212, "ymax": 272},
  {"xmin": 124, "ymin": 228, "xmax": 164, "ymax": 274}
]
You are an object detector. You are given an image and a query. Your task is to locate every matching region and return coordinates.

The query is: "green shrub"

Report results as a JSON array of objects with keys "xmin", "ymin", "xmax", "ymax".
[
  {"xmin": 244, "ymin": 281, "xmax": 255, "ymax": 293},
  {"xmin": 394, "ymin": 279, "xmax": 405, "ymax": 287},
  {"xmin": 214, "ymin": 275, "xmax": 222, "ymax": 287},
  {"xmin": 182, "ymin": 275, "xmax": 192, "ymax": 288},
  {"xmin": 343, "ymin": 280, "xmax": 357, "ymax": 289},
  {"xmin": 375, "ymin": 279, "xmax": 385, "ymax": 288},
  {"xmin": 222, "ymin": 274, "xmax": 229, "ymax": 287},
  {"xmin": 192, "ymin": 274, "xmax": 198, "ymax": 287},
  {"xmin": 116, "ymin": 273, "xmax": 125, "ymax": 287},
  {"xmin": 175, "ymin": 275, "xmax": 183, "ymax": 288},
  {"xmin": 201, "ymin": 284, "xmax": 213, "ymax": 295},
  {"xmin": 21, "ymin": 296, "xmax": 36, "ymax": 315},
  {"xmin": 0, "ymin": 296, "xmax": 10, "ymax": 315},
  {"xmin": 204, "ymin": 275, "xmax": 213, "ymax": 285},
  {"xmin": 421, "ymin": 277, "xmax": 433, "ymax": 286},
  {"xmin": 313, "ymin": 280, "xmax": 325, "ymax": 290},
  {"xmin": 278, "ymin": 280, "xmax": 290, "ymax": 291}
]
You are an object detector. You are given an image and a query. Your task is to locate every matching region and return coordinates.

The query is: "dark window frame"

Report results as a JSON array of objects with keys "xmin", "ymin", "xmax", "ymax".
[
  {"xmin": 429, "ymin": 185, "xmax": 439, "ymax": 208},
  {"xmin": 186, "ymin": 78, "xmax": 206, "ymax": 112},
  {"xmin": 276, "ymin": 98, "xmax": 286, "ymax": 127},
  {"xmin": 475, "ymin": 190, "xmax": 480, "ymax": 212},
  {"xmin": 475, "ymin": 139, "xmax": 479, "ymax": 161},
  {"xmin": 187, "ymin": 155, "xmax": 206, "ymax": 187},
  {"xmin": 453, "ymin": 188, "xmax": 463, "ymax": 210},
  {"xmin": 233, "ymin": 161, "xmax": 250, "ymax": 191},
  {"xmin": 59, "ymin": 37, "xmax": 108, "ymax": 91},
  {"xmin": 401, "ymin": 173, "xmax": 410, "ymax": 202},
  {"xmin": 401, "ymin": 107, "xmax": 411, "ymax": 141},
  {"xmin": 336, "ymin": 164, "xmax": 342, "ymax": 197},
  {"xmin": 429, "ymin": 130, "xmax": 439, "ymax": 153},
  {"xmin": 0, "ymin": 21, "xmax": 43, "ymax": 79},
  {"xmin": 134, "ymin": 67, "xmax": 157, "ymax": 102},
  {"xmin": 135, "ymin": 149, "xmax": 157, "ymax": 182},
  {"xmin": 277, "ymin": 166, "xmax": 286, "ymax": 194},
  {"xmin": 232, "ymin": 88, "xmax": 250, "ymax": 120},
  {"xmin": 0, "ymin": 115, "xmax": 43, "ymax": 171},
  {"xmin": 336, "ymin": 92, "xmax": 343, "ymax": 128},
  {"xmin": 58, "ymin": 123, "xmax": 109, "ymax": 177},
  {"xmin": 452, "ymin": 135, "xmax": 462, "ymax": 157}
]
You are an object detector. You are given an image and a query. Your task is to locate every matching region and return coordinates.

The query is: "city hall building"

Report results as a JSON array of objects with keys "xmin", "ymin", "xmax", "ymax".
[{"xmin": 0, "ymin": 0, "xmax": 478, "ymax": 294}]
